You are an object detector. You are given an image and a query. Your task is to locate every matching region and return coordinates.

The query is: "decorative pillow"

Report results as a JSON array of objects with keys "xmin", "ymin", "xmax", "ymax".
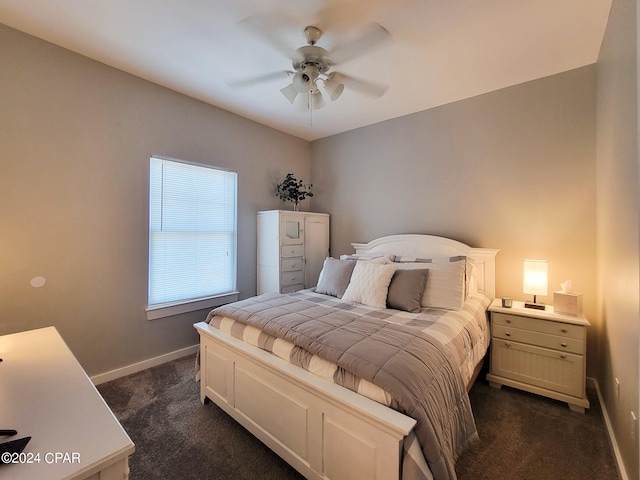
[
  {"xmin": 393, "ymin": 254, "xmax": 476, "ymax": 297},
  {"xmin": 386, "ymin": 269, "xmax": 429, "ymax": 313},
  {"xmin": 466, "ymin": 257, "xmax": 478, "ymax": 297},
  {"xmin": 393, "ymin": 259, "xmax": 466, "ymax": 310},
  {"xmin": 315, "ymin": 258, "xmax": 356, "ymax": 298},
  {"xmin": 342, "ymin": 262, "xmax": 397, "ymax": 308}
]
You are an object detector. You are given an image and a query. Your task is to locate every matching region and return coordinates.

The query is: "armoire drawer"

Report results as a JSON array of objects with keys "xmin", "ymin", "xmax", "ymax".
[
  {"xmin": 281, "ymin": 284, "xmax": 303, "ymax": 294},
  {"xmin": 281, "ymin": 270, "xmax": 304, "ymax": 286},
  {"xmin": 281, "ymin": 245, "xmax": 304, "ymax": 258},
  {"xmin": 281, "ymin": 257, "xmax": 304, "ymax": 272}
]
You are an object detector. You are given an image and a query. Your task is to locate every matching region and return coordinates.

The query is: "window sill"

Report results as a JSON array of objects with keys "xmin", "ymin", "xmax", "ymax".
[{"xmin": 146, "ymin": 292, "xmax": 239, "ymax": 320}]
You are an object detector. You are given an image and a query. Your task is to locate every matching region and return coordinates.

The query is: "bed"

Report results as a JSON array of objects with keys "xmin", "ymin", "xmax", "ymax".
[{"xmin": 194, "ymin": 234, "xmax": 499, "ymax": 480}]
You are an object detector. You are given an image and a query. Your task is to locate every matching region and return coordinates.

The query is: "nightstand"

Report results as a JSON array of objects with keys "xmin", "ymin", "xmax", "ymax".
[{"xmin": 486, "ymin": 298, "xmax": 590, "ymax": 413}]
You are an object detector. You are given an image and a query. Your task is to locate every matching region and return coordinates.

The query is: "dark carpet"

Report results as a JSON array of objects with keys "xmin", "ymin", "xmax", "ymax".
[{"xmin": 97, "ymin": 355, "xmax": 620, "ymax": 480}]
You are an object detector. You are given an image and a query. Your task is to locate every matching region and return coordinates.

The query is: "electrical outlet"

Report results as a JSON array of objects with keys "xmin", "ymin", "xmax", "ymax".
[{"xmin": 631, "ymin": 411, "xmax": 637, "ymax": 443}]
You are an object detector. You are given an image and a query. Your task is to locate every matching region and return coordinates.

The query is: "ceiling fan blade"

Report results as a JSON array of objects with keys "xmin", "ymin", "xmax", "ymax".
[
  {"xmin": 334, "ymin": 73, "xmax": 389, "ymax": 98},
  {"xmin": 237, "ymin": 16, "xmax": 303, "ymax": 62},
  {"xmin": 227, "ymin": 71, "xmax": 293, "ymax": 89},
  {"xmin": 329, "ymin": 23, "xmax": 391, "ymax": 65}
]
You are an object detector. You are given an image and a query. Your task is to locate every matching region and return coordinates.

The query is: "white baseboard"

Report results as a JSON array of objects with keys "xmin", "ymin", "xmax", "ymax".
[
  {"xmin": 91, "ymin": 344, "xmax": 199, "ymax": 385},
  {"xmin": 588, "ymin": 377, "xmax": 628, "ymax": 480}
]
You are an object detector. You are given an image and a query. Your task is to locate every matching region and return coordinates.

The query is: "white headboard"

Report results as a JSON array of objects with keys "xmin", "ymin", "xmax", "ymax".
[{"xmin": 351, "ymin": 234, "xmax": 500, "ymax": 299}]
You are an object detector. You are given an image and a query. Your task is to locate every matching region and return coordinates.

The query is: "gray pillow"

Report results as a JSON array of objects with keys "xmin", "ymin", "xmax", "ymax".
[
  {"xmin": 315, "ymin": 258, "xmax": 356, "ymax": 298},
  {"xmin": 386, "ymin": 269, "xmax": 429, "ymax": 313}
]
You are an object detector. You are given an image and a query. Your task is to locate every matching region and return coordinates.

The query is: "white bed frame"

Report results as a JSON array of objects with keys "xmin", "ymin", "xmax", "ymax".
[{"xmin": 194, "ymin": 235, "xmax": 499, "ymax": 480}]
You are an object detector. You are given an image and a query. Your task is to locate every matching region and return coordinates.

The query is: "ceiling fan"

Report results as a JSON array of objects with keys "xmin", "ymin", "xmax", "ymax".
[{"xmin": 229, "ymin": 19, "xmax": 392, "ymax": 112}]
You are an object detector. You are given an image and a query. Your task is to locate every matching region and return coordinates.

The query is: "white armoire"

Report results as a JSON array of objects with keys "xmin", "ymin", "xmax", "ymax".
[{"xmin": 257, "ymin": 210, "xmax": 330, "ymax": 294}]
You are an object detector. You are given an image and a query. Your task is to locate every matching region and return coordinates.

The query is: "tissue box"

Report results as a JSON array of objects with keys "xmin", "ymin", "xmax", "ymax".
[{"xmin": 554, "ymin": 291, "xmax": 583, "ymax": 317}]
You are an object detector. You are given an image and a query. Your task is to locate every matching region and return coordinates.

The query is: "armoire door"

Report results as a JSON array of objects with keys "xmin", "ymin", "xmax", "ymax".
[{"xmin": 304, "ymin": 215, "xmax": 329, "ymax": 288}]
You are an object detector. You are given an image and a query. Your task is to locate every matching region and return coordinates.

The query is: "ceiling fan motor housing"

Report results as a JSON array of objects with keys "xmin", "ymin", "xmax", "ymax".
[
  {"xmin": 293, "ymin": 46, "xmax": 331, "ymax": 74},
  {"xmin": 291, "ymin": 31, "xmax": 330, "ymax": 96}
]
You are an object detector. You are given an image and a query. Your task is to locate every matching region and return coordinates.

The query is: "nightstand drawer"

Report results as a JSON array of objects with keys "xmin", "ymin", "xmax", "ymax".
[
  {"xmin": 491, "ymin": 339, "xmax": 584, "ymax": 398},
  {"xmin": 493, "ymin": 312, "xmax": 584, "ymax": 340},
  {"xmin": 493, "ymin": 325, "xmax": 584, "ymax": 354},
  {"xmin": 281, "ymin": 258, "xmax": 304, "ymax": 272},
  {"xmin": 281, "ymin": 245, "xmax": 304, "ymax": 258}
]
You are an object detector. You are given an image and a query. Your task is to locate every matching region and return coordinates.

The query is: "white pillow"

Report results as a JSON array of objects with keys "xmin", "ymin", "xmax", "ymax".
[
  {"xmin": 340, "ymin": 253, "xmax": 392, "ymax": 264},
  {"xmin": 342, "ymin": 262, "xmax": 397, "ymax": 308},
  {"xmin": 466, "ymin": 257, "xmax": 478, "ymax": 297},
  {"xmin": 394, "ymin": 260, "xmax": 466, "ymax": 310}
]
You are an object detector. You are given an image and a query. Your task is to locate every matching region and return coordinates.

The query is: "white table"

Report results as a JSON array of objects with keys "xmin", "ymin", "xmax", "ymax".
[{"xmin": 0, "ymin": 327, "xmax": 134, "ymax": 479}]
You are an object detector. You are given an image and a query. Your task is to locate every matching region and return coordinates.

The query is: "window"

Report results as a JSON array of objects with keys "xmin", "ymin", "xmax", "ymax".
[{"xmin": 147, "ymin": 156, "xmax": 238, "ymax": 319}]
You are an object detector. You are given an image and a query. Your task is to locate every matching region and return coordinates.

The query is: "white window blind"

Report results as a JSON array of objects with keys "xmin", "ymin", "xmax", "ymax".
[{"xmin": 148, "ymin": 156, "xmax": 237, "ymax": 308}]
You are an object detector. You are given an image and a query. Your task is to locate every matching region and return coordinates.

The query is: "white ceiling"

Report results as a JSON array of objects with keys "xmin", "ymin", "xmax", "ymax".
[{"xmin": 0, "ymin": 0, "xmax": 612, "ymax": 141}]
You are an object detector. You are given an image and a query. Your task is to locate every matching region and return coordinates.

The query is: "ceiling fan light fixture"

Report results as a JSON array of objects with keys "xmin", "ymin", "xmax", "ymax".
[
  {"xmin": 280, "ymin": 83, "xmax": 298, "ymax": 103},
  {"xmin": 292, "ymin": 71, "xmax": 314, "ymax": 93},
  {"xmin": 310, "ymin": 90, "xmax": 325, "ymax": 110},
  {"xmin": 324, "ymin": 74, "xmax": 344, "ymax": 101}
]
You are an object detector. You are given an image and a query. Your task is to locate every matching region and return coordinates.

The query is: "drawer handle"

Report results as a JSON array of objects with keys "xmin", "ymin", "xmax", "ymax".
[
  {"xmin": 505, "ymin": 342, "xmax": 511, "ymax": 348},
  {"xmin": 560, "ymin": 354, "xmax": 567, "ymax": 359},
  {"xmin": 506, "ymin": 319, "xmax": 512, "ymax": 324},
  {"xmin": 560, "ymin": 342, "xmax": 567, "ymax": 348},
  {"xmin": 505, "ymin": 332, "xmax": 511, "ymax": 337},
  {"xmin": 561, "ymin": 328, "xmax": 568, "ymax": 333}
]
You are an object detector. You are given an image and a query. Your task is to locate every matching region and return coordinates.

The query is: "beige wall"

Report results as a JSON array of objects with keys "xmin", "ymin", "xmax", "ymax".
[
  {"xmin": 596, "ymin": 0, "xmax": 639, "ymax": 477},
  {"xmin": 311, "ymin": 66, "xmax": 598, "ymax": 370},
  {"xmin": 3, "ymin": 14, "xmax": 637, "ymax": 476},
  {"xmin": 0, "ymin": 25, "xmax": 310, "ymax": 375}
]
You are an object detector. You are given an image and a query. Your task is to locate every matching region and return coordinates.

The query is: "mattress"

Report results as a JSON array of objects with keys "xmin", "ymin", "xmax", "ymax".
[{"xmin": 207, "ymin": 290, "xmax": 490, "ymax": 406}]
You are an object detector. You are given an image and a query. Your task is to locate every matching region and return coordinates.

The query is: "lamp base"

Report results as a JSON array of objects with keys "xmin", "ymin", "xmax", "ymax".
[{"xmin": 524, "ymin": 302, "xmax": 546, "ymax": 310}]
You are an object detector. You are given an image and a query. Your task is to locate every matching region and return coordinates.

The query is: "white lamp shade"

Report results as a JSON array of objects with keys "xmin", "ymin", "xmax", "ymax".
[
  {"xmin": 324, "ymin": 73, "xmax": 344, "ymax": 101},
  {"xmin": 292, "ymin": 72, "xmax": 313, "ymax": 93},
  {"xmin": 280, "ymin": 83, "xmax": 298, "ymax": 104},
  {"xmin": 523, "ymin": 259, "xmax": 548, "ymax": 296},
  {"xmin": 309, "ymin": 91, "xmax": 325, "ymax": 110}
]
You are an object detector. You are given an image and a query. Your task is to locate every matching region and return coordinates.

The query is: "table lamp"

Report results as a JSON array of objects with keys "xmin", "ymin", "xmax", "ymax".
[{"xmin": 523, "ymin": 259, "xmax": 548, "ymax": 310}]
